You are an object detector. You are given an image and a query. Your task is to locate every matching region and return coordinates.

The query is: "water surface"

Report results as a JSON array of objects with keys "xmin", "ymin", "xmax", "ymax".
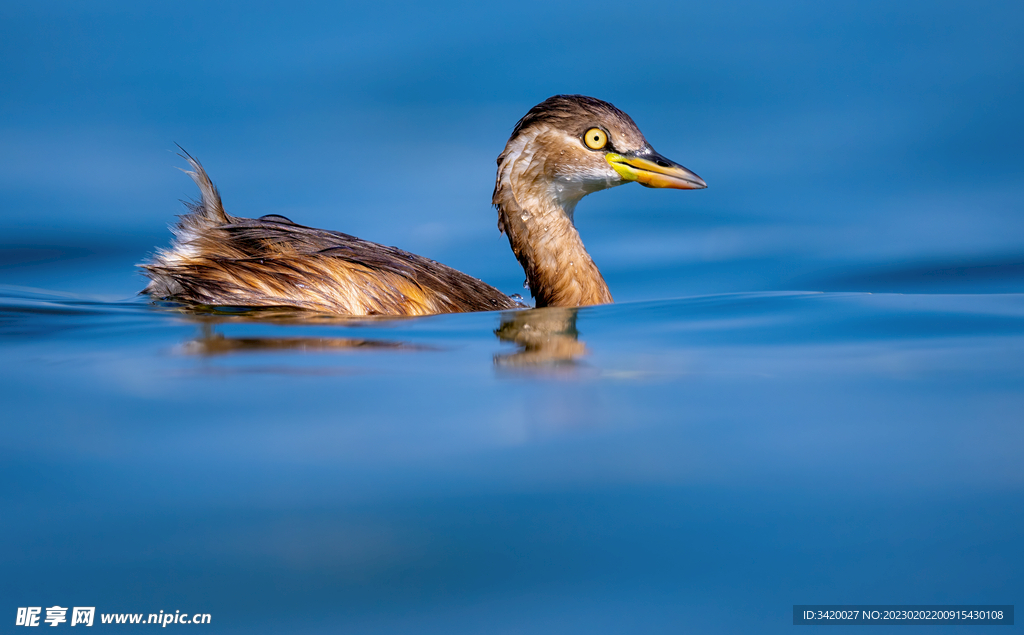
[{"xmin": 2, "ymin": 286, "xmax": 1021, "ymax": 632}]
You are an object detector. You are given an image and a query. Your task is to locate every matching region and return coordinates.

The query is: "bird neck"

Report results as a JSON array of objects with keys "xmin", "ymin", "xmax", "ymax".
[{"xmin": 493, "ymin": 151, "xmax": 613, "ymax": 307}]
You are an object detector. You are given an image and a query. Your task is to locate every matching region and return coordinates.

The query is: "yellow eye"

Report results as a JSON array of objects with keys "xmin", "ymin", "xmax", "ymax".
[{"xmin": 583, "ymin": 128, "xmax": 608, "ymax": 150}]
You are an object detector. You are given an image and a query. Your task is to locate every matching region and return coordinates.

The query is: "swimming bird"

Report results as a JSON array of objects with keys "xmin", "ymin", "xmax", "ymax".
[{"xmin": 141, "ymin": 95, "xmax": 706, "ymax": 316}]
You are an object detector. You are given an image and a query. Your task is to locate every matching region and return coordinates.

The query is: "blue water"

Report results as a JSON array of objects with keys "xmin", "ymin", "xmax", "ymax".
[{"xmin": 1, "ymin": 1, "xmax": 1022, "ymax": 633}]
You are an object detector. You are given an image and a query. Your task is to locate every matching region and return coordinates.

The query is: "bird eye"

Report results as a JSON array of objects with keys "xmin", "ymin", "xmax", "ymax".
[{"xmin": 583, "ymin": 128, "xmax": 608, "ymax": 150}]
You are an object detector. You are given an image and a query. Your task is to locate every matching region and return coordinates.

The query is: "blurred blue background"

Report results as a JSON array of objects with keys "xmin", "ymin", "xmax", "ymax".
[
  {"xmin": 1, "ymin": 1, "xmax": 1022, "ymax": 633},
  {"xmin": 3, "ymin": 0, "xmax": 1022, "ymax": 299}
]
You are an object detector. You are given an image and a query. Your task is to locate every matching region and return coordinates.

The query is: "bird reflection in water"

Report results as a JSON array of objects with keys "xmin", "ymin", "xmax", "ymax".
[
  {"xmin": 181, "ymin": 331, "xmax": 430, "ymax": 356},
  {"xmin": 175, "ymin": 307, "xmax": 586, "ymax": 372},
  {"xmin": 493, "ymin": 307, "xmax": 587, "ymax": 370},
  {"xmin": 177, "ymin": 314, "xmax": 433, "ymax": 357}
]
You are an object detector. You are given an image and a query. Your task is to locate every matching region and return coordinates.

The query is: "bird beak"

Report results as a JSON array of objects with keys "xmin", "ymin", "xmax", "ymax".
[{"xmin": 605, "ymin": 149, "xmax": 707, "ymax": 190}]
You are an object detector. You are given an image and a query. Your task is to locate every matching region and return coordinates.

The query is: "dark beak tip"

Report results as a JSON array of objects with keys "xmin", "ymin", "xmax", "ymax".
[{"xmin": 687, "ymin": 172, "xmax": 708, "ymax": 189}]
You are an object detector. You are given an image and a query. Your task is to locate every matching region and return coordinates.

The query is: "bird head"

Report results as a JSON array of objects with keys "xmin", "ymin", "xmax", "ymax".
[{"xmin": 494, "ymin": 95, "xmax": 706, "ymax": 218}]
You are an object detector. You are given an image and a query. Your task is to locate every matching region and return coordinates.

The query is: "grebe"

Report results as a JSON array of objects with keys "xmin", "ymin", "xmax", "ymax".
[{"xmin": 141, "ymin": 95, "xmax": 706, "ymax": 316}]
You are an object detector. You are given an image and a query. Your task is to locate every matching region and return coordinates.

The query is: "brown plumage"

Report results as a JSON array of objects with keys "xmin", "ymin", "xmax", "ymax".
[{"xmin": 141, "ymin": 95, "xmax": 706, "ymax": 316}]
